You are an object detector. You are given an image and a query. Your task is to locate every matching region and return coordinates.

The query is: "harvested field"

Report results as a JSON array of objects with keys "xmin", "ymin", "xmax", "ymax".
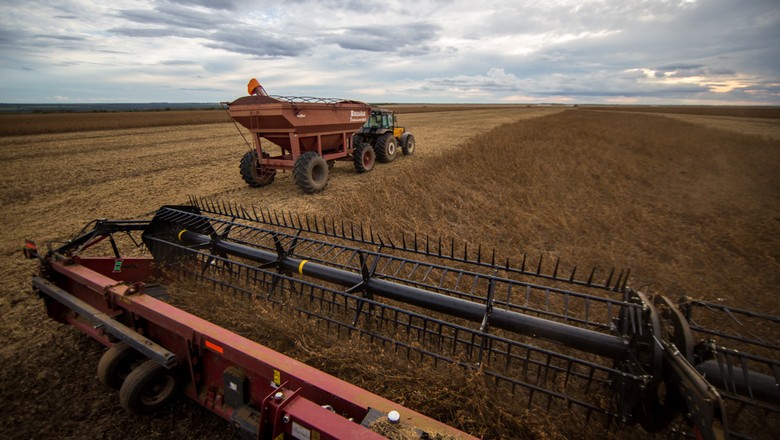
[{"xmin": 0, "ymin": 106, "xmax": 778, "ymax": 439}]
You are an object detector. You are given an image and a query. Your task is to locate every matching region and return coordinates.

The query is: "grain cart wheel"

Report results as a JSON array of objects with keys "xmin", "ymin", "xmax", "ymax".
[
  {"xmin": 374, "ymin": 134, "xmax": 398, "ymax": 163},
  {"xmin": 353, "ymin": 143, "xmax": 376, "ymax": 173},
  {"xmin": 119, "ymin": 359, "xmax": 180, "ymax": 415},
  {"xmin": 293, "ymin": 151, "xmax": 329, "ymax": 193},
  {"xmin": 240, "ymin": 150, "xmax": 276, "ymax": 187},
  {"xmin": 401, "ymin": 134, "xmax": 416, "ymax": 155},
  {"xmin": 98, "ymin": 342, "xmax": 146, "ymax": 389}
]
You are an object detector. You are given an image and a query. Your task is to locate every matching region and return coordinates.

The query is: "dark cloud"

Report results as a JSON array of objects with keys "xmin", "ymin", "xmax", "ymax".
[
  {"xmin": 33, "ymin": 34, "xmax": 85, "ymax": 41},
  {"xmin": 109, "ymin": 27, "xmax": 203, "ymax": 38},
  {"xmin": 112, "ymin": 2, "xmax": 308, "ymax": 57},
  {"xmin": 325, "ymin": 22, "xmax": 439, "ymax": 54},
  {"xmin": 205, "ymin": 27, "xmax": 310, "ymax": 57},
  {"xmin": 164, "ymin": 0, "xmax": 241, "ymax": 11},
  {"xmin": 117, "ymin": 5, "xmax": 225, "ymax": 30}
]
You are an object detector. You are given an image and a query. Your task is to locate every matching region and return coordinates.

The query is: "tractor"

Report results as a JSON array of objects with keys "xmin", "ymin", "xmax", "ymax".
[{"xmin": 353, "ymin": 108, "xmax": 415, "ymax": 163}]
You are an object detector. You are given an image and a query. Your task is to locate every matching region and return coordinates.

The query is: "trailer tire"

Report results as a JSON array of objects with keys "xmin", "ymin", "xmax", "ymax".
[
  {"xmin": 401, "ymin": 134, "xmax": 415, "ymax": 155},
  {"xmin": 98, "ymin": 342, "xmax": 146, "ymax": 389},
  {"xmin": 353, "ymin": 143, "xmax": 376, "ymax": 173},
  {"xmin": 240, "ymin": 150, "xmax": 276, "ymax": 187},
  {"xmin": 294, "ymin": 151, "xmax": 329, "ymax": 193},
  {"xmin": 374, "ymin": 134, "xmax": 397, "ymax": 163},
  {"xmin": 119, "ymin": 360, "xmax": 180, "ymax": 415}
]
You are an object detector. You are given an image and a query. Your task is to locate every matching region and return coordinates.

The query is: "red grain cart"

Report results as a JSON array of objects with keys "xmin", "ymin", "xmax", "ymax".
[{"xmin": 226, "ymin": 95, "xmax": 377, "ymax": 193}]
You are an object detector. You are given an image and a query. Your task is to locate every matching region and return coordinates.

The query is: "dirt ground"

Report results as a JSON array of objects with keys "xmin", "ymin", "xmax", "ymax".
[{"xmin": 0, "ymin": 107, "xmax": 777, "ymax": 439}]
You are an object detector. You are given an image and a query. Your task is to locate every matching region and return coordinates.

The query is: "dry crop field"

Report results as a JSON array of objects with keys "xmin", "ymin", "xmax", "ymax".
[{"xmin": 0, "ymin": 105, "xmax": 778, "ymax": 439}]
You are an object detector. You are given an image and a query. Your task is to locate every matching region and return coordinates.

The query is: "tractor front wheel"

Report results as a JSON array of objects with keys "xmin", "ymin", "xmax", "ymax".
[
  {"xmin": 374, "ymin": 134, "xmax": 398, "ymax": 163},
  {"xmin": 353, "ymin": 143, "xmax": 376, "ymax": 173},
  {"xmin": 240, "ymin": 150, "xmax": 276, "ymax": 187},
  {"xmin": 294, "ymin": 151, "xmax": 329, "ymax": 193},
  {"xmin": 119, "ymin": 360, "xmax": 180, "ymax": 415}
]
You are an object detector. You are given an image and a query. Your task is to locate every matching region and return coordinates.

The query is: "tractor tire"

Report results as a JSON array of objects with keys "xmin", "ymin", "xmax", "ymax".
[
  {"xmin": 353, "ymin": 142, "xmax": 376, "ymax": 173},
  {"xmin": 402, "ymin": 134, "xmax": 416, "ymax": 155},
  {"xmin": 293, "ymin": 151, "xmax": 329, "ymax": 193},
  {"xmin": 119, "ymin": 359, "xmax": 180, "ymax": 415},
  {"xmin": 374, "ymin": 133, "xmax": 398, "ymax": 163},
  {"xmin": 98, "ymin": 342, "xmax": 146, "ymax": 389},
  {"xmin": 240, "ymin": 150, "xmax": 275, "ymax": 187}
]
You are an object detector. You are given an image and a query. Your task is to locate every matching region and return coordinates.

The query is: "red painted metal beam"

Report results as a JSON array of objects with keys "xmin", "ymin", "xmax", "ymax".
[{"xmin": 46, "ymin": 257, "xmax": 476, "ymax": 439}]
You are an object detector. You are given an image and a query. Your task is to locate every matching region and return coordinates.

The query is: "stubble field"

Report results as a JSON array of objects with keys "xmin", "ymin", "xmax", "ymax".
[{"xmin": 0, "ymin": 105, "xmax": 778, "ymax": 439}]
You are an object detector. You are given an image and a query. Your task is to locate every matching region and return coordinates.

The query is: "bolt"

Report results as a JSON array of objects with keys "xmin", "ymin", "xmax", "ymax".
[
  {"xmin": 273, "ymin": 391, "xmax": 284, "ymax": 401},
  {"xmin": 283, "ymin": 414, "xmax": 290, "ymax": 424}
]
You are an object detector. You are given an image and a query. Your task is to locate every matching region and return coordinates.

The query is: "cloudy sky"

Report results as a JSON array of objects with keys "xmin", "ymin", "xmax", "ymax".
[{"xmin": 1, "ymin": 0, "xmax": 778, "ymax": 104}]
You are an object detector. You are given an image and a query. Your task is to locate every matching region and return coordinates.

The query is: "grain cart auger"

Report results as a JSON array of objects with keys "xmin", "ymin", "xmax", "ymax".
[
  {"xmin": 223, "ymin": 94, "xmax": 414, "ymax": 194},
  {"xmin": 24, "ymin": 199, "xmax": 779, "ymax": 439}
]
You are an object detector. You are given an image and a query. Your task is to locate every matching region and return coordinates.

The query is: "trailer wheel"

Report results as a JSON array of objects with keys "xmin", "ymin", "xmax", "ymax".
[
  {"xmin": 374, "ymin": 134, "xmax": 397, "ymax": 163},
  {"xmin": 353, "ymin": 143, "xmax": 376, "ymax": 173},
  {"xmin": 293, "ymin": 151, "xmax": 329, "ymax": 193},
  {"xmin": 401, "ymin": 134, "xmax": 415, "ymax": 155},
  {"xmin": 98, "ymin": 342, "xmax": 146, "ymax": 389},
  {"xmin": 119, "ymin": 360, "xmax": 179, "ymax": 415},
  {"xmin": 240, "ymin": 150, "xmax": 276, "ymax": 187}
]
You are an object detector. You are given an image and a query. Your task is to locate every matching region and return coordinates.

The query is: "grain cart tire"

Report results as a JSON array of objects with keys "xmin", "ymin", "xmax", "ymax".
[
  {"xmin": 240, "ymin": 150, "xmax": 276, "ymax": 187},
  {"xmin": 401, "ymin": 133, "xmax": 415, "ymax": 155},
  {"xmin": 98, "ymin": 342, "xmax": 146, "ymax": 389},
  {"xmin": 294, "ymin": 151, "xmax": 329, "ymax": 193},
  {"xmin": 119, "ymin": 359, "xmax": 180, "ymax": 414},
  {"xmin": 374, "ymin": 134, "xmax": 397, "ymax": 163},
  {"xmin": 353, "ymin": 143, "xmax": 376, "ymax": 173}
]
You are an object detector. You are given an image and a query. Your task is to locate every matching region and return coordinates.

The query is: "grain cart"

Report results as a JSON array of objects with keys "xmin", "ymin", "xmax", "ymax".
[
  {"xmin": 353, "ymin": 108, "xmax": 415, "ymax": 162},
  {"xmin": 226, "ymin": 95, "xmax": 382, "ymax": 194},
  {"xmin": 23, "ymin": 198, "xmax": 780, "ymax": 439}
]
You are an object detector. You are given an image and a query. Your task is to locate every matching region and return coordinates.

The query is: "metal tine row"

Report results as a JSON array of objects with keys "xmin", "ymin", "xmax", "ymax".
[
  {"xmin": 167, "ymin": 205, "xmax": 639, "ymax": 331},
  {"xmin": 189, "ymin": 196, "xmax": 630, "ymax": 293},
  {"xmin": 682, "ymin": 300, "xmax": 780, "ymax": 351},
  {"xmin": 168, "ymin": 205, "xmax": 637, "ymax": 330},
  {"xmin": 710, "ymin": 347, "xmax": 780, "ymax": 434},
  {"xmin": 164, "ymin": 241, "xmax": 629, "ymax": 423}
]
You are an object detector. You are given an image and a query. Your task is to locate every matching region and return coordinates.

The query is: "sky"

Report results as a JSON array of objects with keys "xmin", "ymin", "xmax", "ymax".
[{"xmin": 1, "ymin": 0, "xmax": 778, "ymax": 104}]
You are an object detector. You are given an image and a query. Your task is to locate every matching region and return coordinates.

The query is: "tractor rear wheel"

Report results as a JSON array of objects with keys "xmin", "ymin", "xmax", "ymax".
[
  {"xmin": 374, "ymin": 134, "xmax": 397, "ymax": 163},
  {"xmin": 353, "ymin": 143, "xmax": 376, "ymax": 173},
  {"xmin": 240, "ymin": 150, "xmax": 276, "ymax": 187},
  {"xmin": 402, "ymin": 134, "xmax": 416, "ymax": 155},
  {"xmin": 98, "ymin": 342, "xmax": 146, "ymax": 389},
  {"xmin": 294, "ymin": 151, "xmax": 329, "ymax": 193},
  {"xmin": 119, "ymin": 359, "xmax": 180, "ymax": 415}
]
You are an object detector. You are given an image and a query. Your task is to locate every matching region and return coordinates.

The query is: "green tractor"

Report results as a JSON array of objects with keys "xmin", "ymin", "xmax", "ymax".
[{"xmin": 353, "ymin": 108, "xmax": 415, "ymax": 163}]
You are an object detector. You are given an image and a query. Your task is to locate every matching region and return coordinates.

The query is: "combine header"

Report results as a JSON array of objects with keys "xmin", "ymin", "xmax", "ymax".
[{"xmin": 24, "ymin": 198, "xmax": 779, "ymax": 439}]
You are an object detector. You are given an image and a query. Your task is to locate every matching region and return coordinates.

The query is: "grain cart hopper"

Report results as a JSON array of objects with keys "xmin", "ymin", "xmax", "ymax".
[
  {"xmin": 226, "ymin": 95, "xmax": 386, "ymax": 193},
  {"xmin": 23, "ymin": 198, "xmax": 779, "ymax": 439}
]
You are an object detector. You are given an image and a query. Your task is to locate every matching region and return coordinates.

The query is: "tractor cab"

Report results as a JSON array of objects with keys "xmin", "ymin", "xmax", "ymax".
[{"xmin": 359, "ymin": 108, "xmax": 402, "ymax": 138}]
